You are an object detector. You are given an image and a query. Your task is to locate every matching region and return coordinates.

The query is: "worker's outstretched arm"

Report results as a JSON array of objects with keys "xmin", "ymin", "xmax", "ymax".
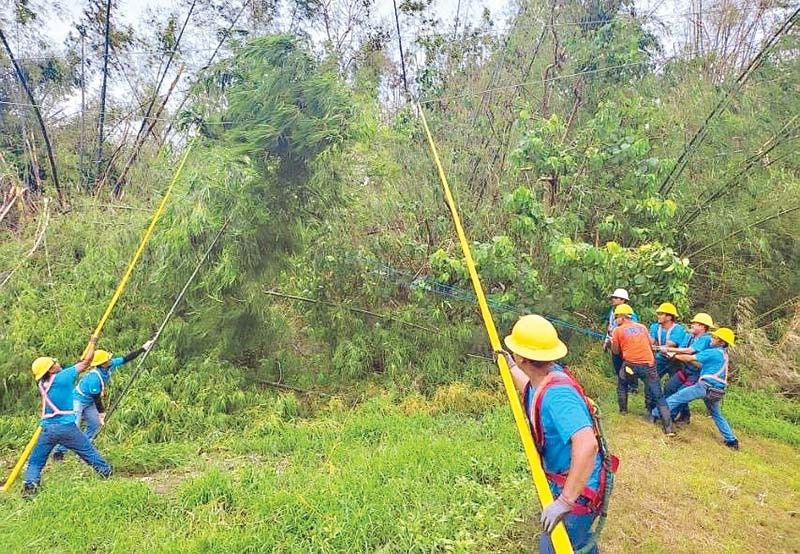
[
  {"xmin": 122, "ymin": 339, "xmax": 154, "ymax": 364},
  {"xmin": 76, "ymin": 335, "xmax": 99, "ymax": 373},
  {"xmin": 673, "ymin": 353, "xmax": 701, "ymax": 368}
]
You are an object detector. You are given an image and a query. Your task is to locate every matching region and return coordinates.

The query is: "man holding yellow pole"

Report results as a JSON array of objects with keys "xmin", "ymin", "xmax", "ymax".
[
  {"xmin": 21, "ymin": 335, "xmax": 113, "ymax": 497},
  {"xmin": 505, "ymin": 315, "xmax": 612, "ymax": 553}
]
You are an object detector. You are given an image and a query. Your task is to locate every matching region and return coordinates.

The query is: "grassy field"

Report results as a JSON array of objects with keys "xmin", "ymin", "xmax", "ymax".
[{"xmin": 1, "ymin": 381, "xmax": 798, "ymax": 553}]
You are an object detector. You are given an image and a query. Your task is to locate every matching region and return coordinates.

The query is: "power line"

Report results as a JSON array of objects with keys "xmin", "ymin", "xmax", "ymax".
[
  {"xmin": 0, "ymin": 42, "xmax": 770, "ymax": 129},
  {"xmin": 415, "ymin": 43, "xmax": 749, "ymax": 106},
  {"xmin": 658, "ymin": 6, "xmax": 800, "ymax": 196},
  {"xmin": 0, "ymin": 4, "xmax": 788, "ymax": 64}
]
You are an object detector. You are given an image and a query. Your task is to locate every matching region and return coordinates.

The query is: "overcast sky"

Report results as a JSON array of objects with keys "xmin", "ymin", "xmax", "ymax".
[{"xmin": 18, "ymin": 0, "xmax": 708, "ymax": 118}]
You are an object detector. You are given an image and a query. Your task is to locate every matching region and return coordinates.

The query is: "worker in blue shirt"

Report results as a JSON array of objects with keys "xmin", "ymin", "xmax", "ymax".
[
  {"xmin": 603, "ymin": 288, "xmax": 639, "ymax": 393},
  {"xmin": 658, "ymin": 313, "xmax": 715, "ymax": 423},
  {"xmin": 23, "ymin": 335, "xmax": 113, "ymax": 497},
  {"xmin": 52, "ymin": 339, "xmax": 154, "ymax": 461},
  {"xmin": 649, "ymin": 302, "xmax": 690, "ymax": 380},
  {"xmin": 505, "ymin": 315, "xmax": 609, "ymax": 553},
  {"xmin": 655, "ymin": 327, "xmax": 739, "ymax": 450}
]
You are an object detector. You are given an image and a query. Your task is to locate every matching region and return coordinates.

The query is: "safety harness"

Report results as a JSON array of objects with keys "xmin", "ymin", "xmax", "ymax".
[
  {"xmin": 522, "ymin": 369, "xmax": 619, "ymax": 516},
  {"xmin": 38, "ymin": 377, "xmax": 74, "ymax": 420},
  {"xmin": 655, "ymin": 324, "xmax": 676, "ymax": 347},
  {"xmin": 76, "ymin": 368, "xmax": 107, "ymax": 400},
  {"xmin": 699, "ymin": 349, "xmax": 729, "ymax": 401}
]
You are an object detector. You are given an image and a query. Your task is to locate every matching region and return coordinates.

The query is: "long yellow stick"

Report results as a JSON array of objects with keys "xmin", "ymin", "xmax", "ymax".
[
  {"xmin": 84, "ymin": 141, "xmax": 196, "ymax": 355},
  {"xmin": 1, "ymin": 143, "xmax": 195, "ymax": 492},
  {"xmin": 418, "ymin": 105, "xmax": 573, "ymax": 554},
  {"xmin": 0, "ymin": 428, "xmax": 40, "ymax": 492}
]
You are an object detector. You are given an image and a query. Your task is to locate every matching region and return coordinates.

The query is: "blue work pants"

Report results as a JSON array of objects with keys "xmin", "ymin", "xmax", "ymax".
[
  {"xmin": 53, "ymin": 401, "xmax": 102, "ymax": 456},
  {"xmin": 656, "ymin": 382, "xmax": 737, "ymax": 442},
  {"xmin": 612, "ymin": 352, "xmax": 637, "ymax": 394},
  {"xmin": 618, "ymin": 363, "xmax": 673, "ymax": 432},
  {"xmin": 23, "ymin": 423, "xmax": 112, "ymax": 486}
]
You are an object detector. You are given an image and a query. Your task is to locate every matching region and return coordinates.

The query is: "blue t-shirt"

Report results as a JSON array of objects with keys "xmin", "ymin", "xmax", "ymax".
[
  {"xmin": 649, "ymin": 323, "xmax": 689, "ymax": 347},
  {"xmin": 528, "ymin": 381, "xmax": 602, "ymax": 493},
  {"xmin": 696, "ymin": 346, "xmax": 728, "ymax": 389},
  {"xmin": 650, "ymin": 323, "xmax": 690, "ymax": 365},
  {"xmin": 74, "ymin": 357, "xmax": 123, "ymax": 405},
  {"xmin": 40, "ymin": 366, "xmax": 79, "ymax": 426},
  {"xmin": 687, "ymin": 333, "xmax": 712, "ymax": 354},
  {"xmin": 682, "ymin": 333, "xmax": 713, "ymax": 378}
]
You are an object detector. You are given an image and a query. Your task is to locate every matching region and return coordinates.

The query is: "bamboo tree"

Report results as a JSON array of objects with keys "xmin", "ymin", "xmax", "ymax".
[
  {"xmin": 114, "ymin": 0, "xmax": 197, "ymax": 196},
  {"xmin": 94, "ymin": 0, "xmax": 113, "ymax": 185},
  {"xmin": 0, "ymin": 27, "xmax": 64, "ymax": 208},
  {"xmin": 659, "ymin": 6, "xmax": 800, "ymax": 197}
]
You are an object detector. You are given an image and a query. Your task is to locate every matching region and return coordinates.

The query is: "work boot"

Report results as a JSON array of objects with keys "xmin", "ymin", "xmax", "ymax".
[
  {"xmin": 724, "ymin": 439, "xmax": 740, "ymax": 450},
  {"xmin": 52, "ymin": 451, "xmax": 64, "ymax": 462},
  {"xmin": 21, "ymin": 482, "xmax": 38, "ymax": 500},
  {"xmin": 674, "ymin": 412, "xmax": 691, "ymax": 425},
  {"xmin": 657, "ymin": 405, "xmax": 676, "ymax": 436},
  {"xmin": 617, "ymin": 386, "xmax": 628, "ymax": 414}
]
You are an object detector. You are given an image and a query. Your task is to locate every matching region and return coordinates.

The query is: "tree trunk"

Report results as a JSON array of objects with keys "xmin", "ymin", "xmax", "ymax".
[
  {"xmin": 114, "ymin": 66, "xmax": 185, "ymax": 195},
  {"xmin": 0, "ymin": 27, "xmax": 64, "ymax": 208},
  {"xmin": 94, "ymin": 0, "xmax": 113, "ymax": 185}
]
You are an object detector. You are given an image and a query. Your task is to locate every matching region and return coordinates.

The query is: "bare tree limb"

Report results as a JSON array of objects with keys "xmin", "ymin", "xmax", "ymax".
[{"xmin": 0, "ymin": 27, "xmax": 64, "ymax": 208}]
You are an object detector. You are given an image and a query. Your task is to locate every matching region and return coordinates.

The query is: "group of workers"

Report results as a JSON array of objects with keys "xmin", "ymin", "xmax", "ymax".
[
  {"xmin": 17, "ymin": 287, "xmax": 739, "ymax": 553},
  {"xmin": 500, "ymin": 288, "xmax": 739, "ymax": 552},
  {"xmin": 21, "ymin": 336, "xmax": 153, "ymax": 497},
  {"xmin": 603, "ymin": 287, "xmax": 738, "ymax": 447}
]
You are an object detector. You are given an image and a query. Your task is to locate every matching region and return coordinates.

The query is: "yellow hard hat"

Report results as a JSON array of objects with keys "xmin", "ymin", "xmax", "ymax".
[
  {"xmin": 712, "ymin": 327, "xmax": 735, "ymax": 346},
  {"xmin": 31, "ymin": 357, "xmax": 56, "ymax": 381},
  {"xmin": 656, "ymin": 302, "xmax": 679, "ymax": 317},
  {"xmin": 690, "ymin": 313, "xmax": 715, "ymax": 328},
  {"xmin": 91, "ymin": 350, "xmax": 112, "ymax": 368},
  {"xmin": 614, "ymin": 304, "xmax": 633, "ymax": 316},
  {"xmin": 504, "ymin": 314, "xmax": 568, "ymax": 362}
]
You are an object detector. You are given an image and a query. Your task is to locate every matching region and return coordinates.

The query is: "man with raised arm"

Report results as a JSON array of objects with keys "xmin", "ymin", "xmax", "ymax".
[{"xmin": 22, "ymin": 335, "xmax": 113, "ymax": 497}]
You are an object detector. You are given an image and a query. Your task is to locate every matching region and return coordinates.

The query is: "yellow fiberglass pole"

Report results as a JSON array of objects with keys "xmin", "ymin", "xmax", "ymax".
[
  {"xmin": 1, "ymin": 142, "xmax": 195, "ymax": 492},
  {"xmin": 0, "ymin": 428, "xmax": 40, "ymax": 492},
  {"xmin": 84, "ymin": 140, "xmax": 196, "ymax": 355},
  {"xmin": 418, "ymin": 104, "xmax": 573, "ymax": 554}
]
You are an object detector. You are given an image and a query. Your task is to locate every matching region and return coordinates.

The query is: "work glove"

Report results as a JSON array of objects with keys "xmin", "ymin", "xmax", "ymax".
[
  {"xmin": 98, "ymin": 413, "xmax": 106, "ymax": 426},
  {"xmin": 540, "ymin": 496, "xmax": 574, "ymax": 533},
  {"xmin": 602, "ymin": 339, "xmax": 610, "ymax": 352},
  {"xmin": 494, "ymin": 349, "xmax": 515, "ymax": 368},
  {"xmin": 142, "ymin": 339, "xmax": 155, "ymax": 352}
]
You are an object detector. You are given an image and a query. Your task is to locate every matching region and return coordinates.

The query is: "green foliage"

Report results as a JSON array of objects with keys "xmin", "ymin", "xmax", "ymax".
[{"xmin": 549, "ymin": 238, "xmax": 693, "ymax": 317}]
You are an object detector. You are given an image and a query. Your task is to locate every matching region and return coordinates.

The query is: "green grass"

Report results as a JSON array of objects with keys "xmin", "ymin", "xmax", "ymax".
[{"xmin": 1, "ymin": 377, "xmax": 798, "ymax": 553}]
